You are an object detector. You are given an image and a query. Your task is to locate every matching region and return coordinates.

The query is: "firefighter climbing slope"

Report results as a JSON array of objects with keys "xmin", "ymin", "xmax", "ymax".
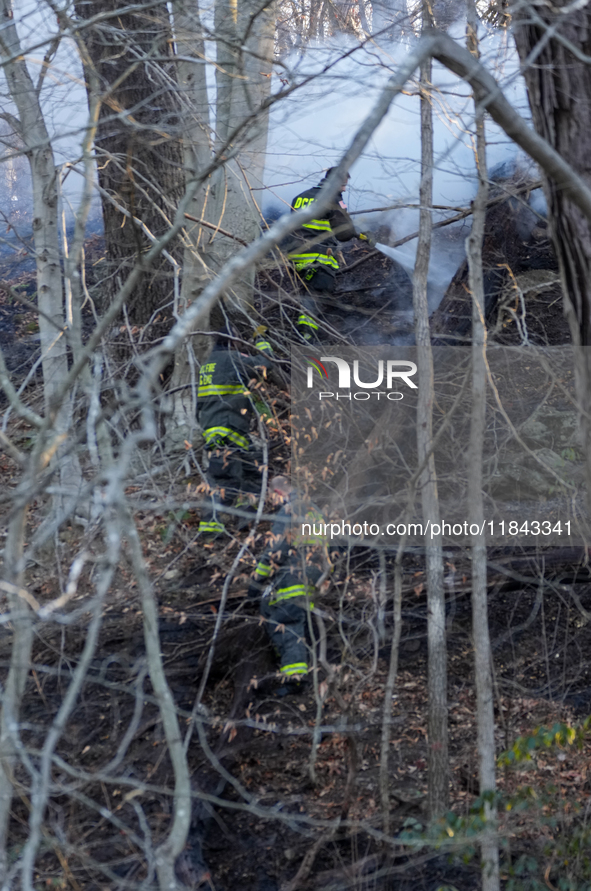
[
  {"xmin": 197, "ymin": 329, "xmax": 277, "ymax": 538},
  {"xmin": 287, "ymin": 168, "xmax": 376, "ymax": 340},
  {"xmin": 247, "ymin": 476, "xmax": 332, "ymax": 695}
]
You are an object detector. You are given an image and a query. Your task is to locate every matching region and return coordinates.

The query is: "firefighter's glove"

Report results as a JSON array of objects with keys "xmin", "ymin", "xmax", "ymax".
[
  {"xmin": 247, "ymin": 580, "xmax": 264, "ymax": 601},
  {"xmin": 358, "ymin": 232, "xmax": 376, "ymax": 248}
]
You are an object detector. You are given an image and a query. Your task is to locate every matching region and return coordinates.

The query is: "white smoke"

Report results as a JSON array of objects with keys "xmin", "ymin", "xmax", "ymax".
[
  {"xmin": 0, "ymin": 1, "xmax": 101, "ymax": 235},
  {"xmin": 2, "ymin": 2, "xmax": 534, "ymax": 302},
  {"xmin": 263, "ymin": 22, "xmax": 532, "ymax": 305}
]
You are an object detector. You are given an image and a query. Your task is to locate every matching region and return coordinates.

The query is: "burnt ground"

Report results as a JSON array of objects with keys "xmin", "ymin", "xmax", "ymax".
[
  {"xmin": 0, "ymin": 193, "xmax": 587, "ymax": 890},
  {"xmin": 3, "ymin": 528, "xmax": 591, "ymax": 890}
]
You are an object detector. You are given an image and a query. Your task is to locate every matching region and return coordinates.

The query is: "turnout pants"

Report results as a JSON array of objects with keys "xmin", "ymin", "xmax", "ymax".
[
  {"xmin": 296, "ymin": 266, "xmax": 337, "ymax": 341},
  {"xmin": 199, "ymin": 446, "xmax": 263, "ymax": 534},
  {"xmin": 261, "ymin": 596, "xmax": 311, "ymax": 677}
]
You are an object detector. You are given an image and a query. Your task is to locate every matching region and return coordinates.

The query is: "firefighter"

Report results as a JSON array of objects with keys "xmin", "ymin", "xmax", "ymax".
[
  {"xmin": 247, "ymin": 476, "xmax": 331, "ymax": 695},
  {"xmin": 197, "ymin": 329, "xmax": 276, "ymax": 538},
  {"xmin": 287, "ymin": 168, "xmax": 376, "ymax": 341}
]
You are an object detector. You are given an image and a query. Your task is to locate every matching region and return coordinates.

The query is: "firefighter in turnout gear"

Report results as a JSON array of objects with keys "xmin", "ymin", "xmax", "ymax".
[
  {"xmin": 247, "ymin": 476, "xmax": 332, "ymax": 694},
  {"xmin": 197, "ymin": 330, "xmax": 275, "ymax": 538},
  {"xmin": 287, "ymin": 168, "xmax": 376, "ymax": 341}
]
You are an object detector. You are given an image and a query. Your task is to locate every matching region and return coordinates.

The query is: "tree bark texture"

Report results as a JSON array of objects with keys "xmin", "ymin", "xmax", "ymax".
[
  {"xmin": 511, "ymin": 5, "xmax": 591, "ymax": 496},
  {"xmin": 166, "ymin": 0, "xmax": 275, "ymax": 445},
  {"xmin": 371, "ymin": 0, "xmax": 408, "ymax": 40},
  {"xmin": 0, "ymin": 0, "xmax": 83, "ymax": 515},
  {"xmin": 0, "ymin": 494, "xmax": 32, "ymax": 885},
  {"xmin": 466, "ymin": 5, "xmax": 499, "ymax": 886},
  {"xmin": 166, "ymin": 0, "xmax": 213, "ymax": 446},
  {"xmin": 0, "ymin": 1, "xmax": 67, "ymax": 409},
  {"xmin": 75, "ymin": 0, "xmax": 185, "ymax": 325},
  {"xmin": 206, "ymin": 0, "xmax": 275, "ymax": 309},
  {"xmin": 414, "ymin": 44, "xmax": 449, "ymax": 818}
]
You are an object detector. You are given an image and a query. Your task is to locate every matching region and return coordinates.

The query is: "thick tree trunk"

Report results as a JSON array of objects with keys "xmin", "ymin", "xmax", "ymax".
[
  {"xmin": 512, "ymin": 5, "xmax": 591, "ymax": 500},
  {"xmin": 75, "ymin": 0, "xmax": 184, "ymax": 325},
  {"xmin": 208, "ymin": 0, "xmax": 275, "ymax": 311},
  {"xmin": 167, "ymin": 0, "xmax": 214, "ymax": 449},
  {"xmin": 166, "ymin": 0, "xmax": 275, "ymax": 449},
  {"xmin": 371, "ymin": 0, "xmax": 407, "ymax": 40}
]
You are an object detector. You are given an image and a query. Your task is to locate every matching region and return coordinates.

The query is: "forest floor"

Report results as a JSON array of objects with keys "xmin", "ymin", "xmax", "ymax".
[{"xmin": 1, "ymin": 209, "xmax": 590, "ymax": 891}]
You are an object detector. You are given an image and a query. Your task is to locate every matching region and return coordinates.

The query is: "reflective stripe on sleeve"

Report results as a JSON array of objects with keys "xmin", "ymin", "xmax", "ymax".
[
  {"xmin": 301, "ymin": 219, "xmax": 332, "ymax": 231},
  {"xmin": 255, "ymin": 562, "xmax": 272, "ymax": 578},
  {"xmin": 288, "ymin": 252, "xmax": 339, "ymax": 271},
  {"xmin": 280, "ymin": 662, "xmax": 308, "ymax": 676}
]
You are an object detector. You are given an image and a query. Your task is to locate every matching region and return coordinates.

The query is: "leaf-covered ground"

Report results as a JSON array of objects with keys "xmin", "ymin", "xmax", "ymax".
[{"xmin": 1, "ymin": 202, "xmax": 589, "ymax": 889}]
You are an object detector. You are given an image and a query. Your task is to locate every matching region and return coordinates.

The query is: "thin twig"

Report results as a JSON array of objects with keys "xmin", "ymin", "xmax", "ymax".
[{"xmin": 184, "ymin": 212, "xmax": 249, "ymax": 246}]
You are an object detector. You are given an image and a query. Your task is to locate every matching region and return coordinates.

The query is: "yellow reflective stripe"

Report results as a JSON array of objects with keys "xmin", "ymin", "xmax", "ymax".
[
  {"xmin": 289, "ymin": 253, "xmax": 339, "ymax": 270},
  {"xmin": 269, "ymin": 585, "xmax": 314, "ymax": 605},
  {"xmin": 198, "ymin": 384, "xmax": 248, "ymax": 397},
  {"xmin": 255, "ymin": 563, "xmax": 272, "ymax": 578},
  {"xmin": 302, "ymin": 220, "xmax": 331, "ymax": 231},
  {"xmin": 255, "ymin": 341, "xmax": 272, "ymax": 352},
  {"xmin": 198, "ymin": 520, "xmax": 225, "ymax": 533},
  {"xmin": 278, "ymin": 585, "xmax": 309, "ymax": 596},
  {"xmin": 281, "ymin": 663, "xmax": 308, "ymax": 675},
  {"xmin": 298, "ymin": 315, "xmax": 319, "ymax": 330},
  {"xmin": 203, "ymin": 427, "xmax": 249, "ymax": 449},
  {"xmin": 289, "ymin": 252, "xmax": 336, "ymax": 261}
]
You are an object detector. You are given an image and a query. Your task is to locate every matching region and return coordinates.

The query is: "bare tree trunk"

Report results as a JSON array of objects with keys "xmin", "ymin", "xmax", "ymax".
[
  {"xmin": 166, "ymin": 0, "xmax": 275, "ymax": 448},
  {"xmin": 511, "ymin": 4, "xmax": 591, "ymax": 508},
  {"xmin": 0, "ymin": 489, "xmax": 33, "ymax": 885},
  {"xmin": 208, "ymin": 0, "xmax": 275, "ymax": 311},
  {"xmin": 123, "ymin": 505, "xmax": 192, "ymax": 890},
  {"xmin": 466, "ymin": 5, "xmax": 500, "ymax": 888},
  {"xmin": 371, "ymin": 0, "xmax": 407, "ymax": 40},
  {"xmin": 379, "ymin": 557, "xmax": 403, "ymax": 837},
  {"xmin": 74, "ymin": 0, "xmax": 185, "ymax": 325},
  {"xmin": 167, "ymin": 0, "xmax": 216, "ymax": 449},
  {"xmin": 61, "ymin": 58, "xmax": 101, "ymax": 374},
  {"xmin": 0, "ymin": 0, "xmax": 82, "ymax": 517},
  {"xmin": 414, "ymin": 19, "xmax": 449, "ymax": 819}
]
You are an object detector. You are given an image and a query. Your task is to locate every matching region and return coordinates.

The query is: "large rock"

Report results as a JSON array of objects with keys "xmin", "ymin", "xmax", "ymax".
[
  {"xmin": 520, "ymin": 408, "xmax": 579, "ymax": 452},
  {"xmin": 488, "ymin": 445, "xmax": 583, "ymax": 500}
]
